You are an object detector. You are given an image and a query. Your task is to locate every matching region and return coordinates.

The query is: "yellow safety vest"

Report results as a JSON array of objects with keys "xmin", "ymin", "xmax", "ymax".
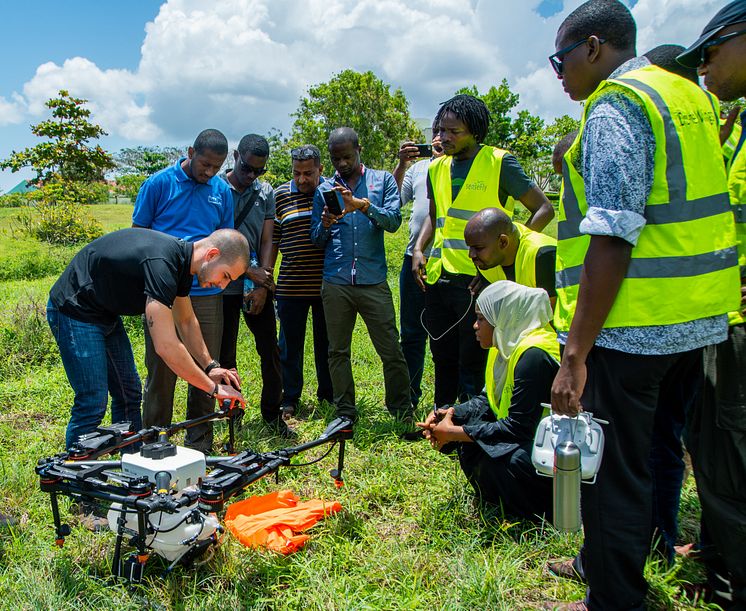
[
  {"xmin": 426, "ymin": 146, "xmax": 514, "ymax": 282},
  {"xmin": 485, "ymin": 327, "xmax": 560, "ymax": 419},
  {"xmin": 481, "ymin": 222, "xmax": 556, "ymax": 286},
  {"xmin": 726, "ymin": 123, "xmax": 746, "ymax": 326},
  {"xmin": 554, "ymin": 65, "xmax": 740, "ymax": 332}
]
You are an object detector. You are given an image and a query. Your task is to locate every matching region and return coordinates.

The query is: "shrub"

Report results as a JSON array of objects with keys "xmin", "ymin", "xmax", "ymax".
[
  {"xmin": 116, "ymin": 174, "xmax": 147, "ymax": 201},
  {"xmin": 0, "ymin": 192, "xmax": 30, "ymax": 208},
  {"xmin": 17, "ymin": 180, "xmax": 103, "ymax": 246}
]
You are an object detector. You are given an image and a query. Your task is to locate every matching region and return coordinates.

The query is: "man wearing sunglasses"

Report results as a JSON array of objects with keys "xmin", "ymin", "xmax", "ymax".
[
  {"xmin": 219, "ymin": 134, "xmax": 290, "ymax": 437},
  {"xmin": 133, "ymin": 129, "xmax": 236, "ymax": 454},
  {"xmin": 678, "ymin": 3, "xmax": 746, "ymax": 608},
  {"xmin": 546, "ymin": 1, "xmax": 740, "ymax": 610}
]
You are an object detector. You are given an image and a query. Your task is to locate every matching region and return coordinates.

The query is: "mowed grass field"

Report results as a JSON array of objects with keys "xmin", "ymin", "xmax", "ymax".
[{"xmin": 0, "ymin": 203, "xmax": 714, "ymax": 609}]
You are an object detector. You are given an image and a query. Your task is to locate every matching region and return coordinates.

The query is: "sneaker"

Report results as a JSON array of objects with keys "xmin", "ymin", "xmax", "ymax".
[
  {"xmin": 264, "ymin": 417, "xmax": 298, "ymax": 439},
  {"xmin": 546, "ymin": 558, "xmax": 585, "ymax": 583}
]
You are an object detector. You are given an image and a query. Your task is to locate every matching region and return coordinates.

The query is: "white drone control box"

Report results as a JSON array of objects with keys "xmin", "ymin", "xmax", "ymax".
[
  {"xmin": 531, "ymin": 410, "xmax": 606, "ymax": 483},
  {"xmin": 122, "ymin": 446, "xmax": 206, "ymax": 489}
]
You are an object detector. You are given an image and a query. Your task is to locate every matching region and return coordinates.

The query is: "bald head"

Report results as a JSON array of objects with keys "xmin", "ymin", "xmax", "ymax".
[
  {"xmin": 465, "ymin": 208, "xmax": 518, "ymax": 270},
  {"xmin": 466, "ymin": 208, "xmax": 514, "ymax": 239}
]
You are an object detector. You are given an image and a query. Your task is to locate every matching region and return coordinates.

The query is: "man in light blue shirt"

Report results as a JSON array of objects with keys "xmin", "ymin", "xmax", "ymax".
[
  {"xmin": 310, "ymin": 127, "xmax": 411, "ymax": 425},
  {"xmin": 133, "ymin": 128, "xmax": 234, "ymax": 453}
]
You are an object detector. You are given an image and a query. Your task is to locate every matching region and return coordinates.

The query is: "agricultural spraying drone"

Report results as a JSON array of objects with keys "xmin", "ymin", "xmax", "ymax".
[{"xmin": 36, "ymin": 401, "xmax": 353, "ymax": 583}]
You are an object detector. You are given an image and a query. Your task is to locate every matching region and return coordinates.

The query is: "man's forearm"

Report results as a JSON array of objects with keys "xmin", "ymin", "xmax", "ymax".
[
  {"xmin": 562, "ymin": 235, "xmax": 632, "ymax": 365},
  {"xmin": 174, "ymin": 315, "xmax": 212, "ymax": 369},
  {"xmin": 525, "ymin": 200, "xmax": 555, "ymax": 232}
]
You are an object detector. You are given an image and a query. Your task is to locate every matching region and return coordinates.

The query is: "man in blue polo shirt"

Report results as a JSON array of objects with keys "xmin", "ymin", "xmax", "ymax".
[
  {"xmin": 133, "ymin": 128, "xmax": 234, "ymax": 453},
  {"xmin": 310, "ymin": 127, "xmax": 411, "ymax": 426}
]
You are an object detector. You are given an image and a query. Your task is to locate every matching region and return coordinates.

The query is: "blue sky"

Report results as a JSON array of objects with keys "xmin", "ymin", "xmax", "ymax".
[{"xmin": 0, "ymin": 0, "xmax": 724, "ymax": 192}]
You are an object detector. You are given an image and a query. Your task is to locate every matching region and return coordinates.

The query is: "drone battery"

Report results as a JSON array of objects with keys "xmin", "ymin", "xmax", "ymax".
[{"xmin": 122, "ymin": 446, "xmax": 206, "ymax": 489}]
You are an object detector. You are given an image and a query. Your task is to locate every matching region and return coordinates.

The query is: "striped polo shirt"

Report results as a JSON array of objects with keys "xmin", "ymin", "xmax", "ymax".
[{"xmin": 273, "ymin": 178, "xmax": 326, "ymax": 299}]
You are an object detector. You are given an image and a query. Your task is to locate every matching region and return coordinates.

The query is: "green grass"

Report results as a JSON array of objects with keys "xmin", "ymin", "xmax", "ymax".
[{"xmin": 0, "ymin": 203, "xmax": 715, "ymax": 609}]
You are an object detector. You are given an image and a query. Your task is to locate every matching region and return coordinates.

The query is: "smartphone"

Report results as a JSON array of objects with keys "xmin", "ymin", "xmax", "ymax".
[
  {"xmin": 415, "ymin": 143, "xmax": 433, "ymax": 158},
  {"xmin": 323, "ymin": 190, "xmax": 343, "ymax": 216}
]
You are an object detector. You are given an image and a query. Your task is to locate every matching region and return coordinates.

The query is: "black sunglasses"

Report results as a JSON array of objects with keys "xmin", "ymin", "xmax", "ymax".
[
  {"xmin": 699, "ymin": 28, "xmax": 746, "ymax": 67},
  {"xmin": 236, "ymin": 153, "xmax": 267, "ymax": 176},
  {"xmin": 549, "ymin": 37, "xmax": 606, "ymax": 76}
]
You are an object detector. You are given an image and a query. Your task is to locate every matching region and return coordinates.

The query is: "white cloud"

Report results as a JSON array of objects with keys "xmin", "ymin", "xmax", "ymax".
[
  {"xmin": 0, "ymin": 93, "xmax": 25, "ymax": 127},
  {"xmin": 0, "ymin": 0, "xmax": 733, "ymax": 146}
]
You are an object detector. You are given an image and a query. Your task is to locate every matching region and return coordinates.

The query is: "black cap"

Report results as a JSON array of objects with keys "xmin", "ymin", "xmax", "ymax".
[{"xmin": 677, "ymin": 0, "xmax": 746, "ymax": 68}]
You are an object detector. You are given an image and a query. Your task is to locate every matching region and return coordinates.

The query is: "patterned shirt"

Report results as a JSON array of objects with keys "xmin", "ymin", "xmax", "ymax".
[
  {"xmin": 559, "ymin": 56, "xmax": 727, "ymax": 355},
  {"xmin": 273, "ymin": 179, "xmax": 326, "ymax": 299}
]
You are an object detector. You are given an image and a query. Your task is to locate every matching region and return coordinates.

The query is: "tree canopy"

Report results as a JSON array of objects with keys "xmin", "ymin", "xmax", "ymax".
[
  {"xmin": 114, "ymin": 145, "xmax": 184, "ymax": 176},
  {"xmin": 290, "ymin": 70, "xmax": 423, "ymax": 173},
  {"xmin": 0, "ymin": 90, "xmax": 114, "ymax": 184}
]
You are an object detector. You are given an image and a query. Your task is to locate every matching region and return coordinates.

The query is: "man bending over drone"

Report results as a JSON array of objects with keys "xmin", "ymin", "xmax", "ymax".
[{"xmin": 47, "ymin": 227, "xmax": 248, "ymax": 451}]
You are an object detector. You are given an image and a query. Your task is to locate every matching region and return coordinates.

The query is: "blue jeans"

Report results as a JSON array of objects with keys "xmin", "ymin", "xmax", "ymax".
[
  {"xmin": 276, "ymin": 298, "xmax": 333, "ymax": 405},
  {"xmin": 47, "ymin": 302, "xmax": 142, "ymax": 450},
  {"xmin": 399, "ymin": 255, "xmax": 427, "ymax": 408}
]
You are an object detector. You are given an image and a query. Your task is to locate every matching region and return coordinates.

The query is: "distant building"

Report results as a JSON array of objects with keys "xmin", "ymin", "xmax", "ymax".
[{"xmin": 6, "ymin": 180, "xmax": 37, "ymax": 195}]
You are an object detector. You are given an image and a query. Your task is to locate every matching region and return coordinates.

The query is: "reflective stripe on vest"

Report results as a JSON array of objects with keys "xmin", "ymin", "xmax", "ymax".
[
  {"xmin": 727, "ymin": 127, "xmax": 746, "ymax": 326},
  {"xmin": 426, "ymin": 146, "xmax": 511, "ymax": 282},
  {"xmin": 485, "ymin": 327, "xmax": 560, "ymax": 419},
  {"xmin": 554, "ymin": 65, "xmax": 740, "ymax": 332},
  {"xmin": 481, "ymin": 223, "xmax": 556, "ymax": 286}
]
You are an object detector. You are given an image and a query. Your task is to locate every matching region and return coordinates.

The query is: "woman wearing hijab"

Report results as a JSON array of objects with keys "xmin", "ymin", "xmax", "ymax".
[{"xmin": 419, "ymin": 280, "xmax": 560, "ymax": 521}]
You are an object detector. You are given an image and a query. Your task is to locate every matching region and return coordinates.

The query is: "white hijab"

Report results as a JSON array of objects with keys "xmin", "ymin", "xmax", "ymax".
[{"xmin": 476, "ymin": 280, "xmax": 553, "ymax": 399}]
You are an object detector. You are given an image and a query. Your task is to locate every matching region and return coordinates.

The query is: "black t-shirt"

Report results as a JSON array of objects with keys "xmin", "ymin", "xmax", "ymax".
[
  {"xmin": 49, "ymin": 228, "xmax": 194, "ymax": 324},
  {"xmin": 426, "ymin": 151, "xmax": 535, "ymax": 206},
  {"xmin": 499, "ymin": 246, "xmax": 557, "ymax": 297}
]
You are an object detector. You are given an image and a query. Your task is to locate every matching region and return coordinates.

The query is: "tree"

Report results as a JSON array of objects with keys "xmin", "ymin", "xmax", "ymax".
[
  {"xmin": 0, "ymin": 90, "xmax": 114, "ymax": 184},
  {"xmin": 114, "ymin": 146, "xmax": 184, "ymax": 176},
  {"xmin": 290, "ymin": 70, "xmax": 423, "ymax": 171},
  {"xmin": 527, "ymin": 115, "xmax": 581, "ymax": 193}
]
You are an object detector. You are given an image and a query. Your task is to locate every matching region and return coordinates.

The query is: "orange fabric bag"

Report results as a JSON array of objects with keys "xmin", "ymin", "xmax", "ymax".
[{"xmin": 224, "ymin": 490, "xmax": 342, "ymax": 554}]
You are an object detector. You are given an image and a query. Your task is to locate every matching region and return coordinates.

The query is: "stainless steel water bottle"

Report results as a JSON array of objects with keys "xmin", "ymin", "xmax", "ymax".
[{"xmin": 553, "ymin": 440, "xmax": 582, "ymax": 532}]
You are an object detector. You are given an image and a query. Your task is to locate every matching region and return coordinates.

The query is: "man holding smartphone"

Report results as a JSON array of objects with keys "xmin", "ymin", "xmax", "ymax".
[{"xmin": 310, "ymin": 127, "xmax": 412, "ymax": 426}]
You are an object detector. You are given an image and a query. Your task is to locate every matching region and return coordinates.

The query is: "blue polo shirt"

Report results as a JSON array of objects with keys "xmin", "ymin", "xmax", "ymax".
[
  {"xmin": 133, "ymin": 158, "xmax": 234, "ymax": 295},
  {"xmin": 310, "ymin": 166, "xmax": 401, "ymax": 285}
]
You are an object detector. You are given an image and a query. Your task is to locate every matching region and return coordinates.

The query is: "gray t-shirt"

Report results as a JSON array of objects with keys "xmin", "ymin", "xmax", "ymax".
[
  {"xmin": 401, "ymin": 158, "xmax": 432, "ymax": 256},
  {"xmin": 220, "ymin": 173, "xmax": 275, "ymax": 295},
  {"xmin": 559, "ymin": 56, "xmax": 727, "ymax": 355}
]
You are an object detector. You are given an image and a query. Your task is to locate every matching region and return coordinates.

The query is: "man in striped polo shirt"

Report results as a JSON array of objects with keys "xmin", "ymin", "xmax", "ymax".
[{"xmin": 270, "ymin": 145, "xmax": 333, "ymax": 417}]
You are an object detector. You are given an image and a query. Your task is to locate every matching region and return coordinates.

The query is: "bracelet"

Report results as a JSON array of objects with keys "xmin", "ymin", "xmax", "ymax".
[
  {"xmin": 208, "ymin": 383, "xmax": 219, "ymax": 399},
  {"xmin": 204, "ymin": 359, "xmax": 220, "ymax": 375}
]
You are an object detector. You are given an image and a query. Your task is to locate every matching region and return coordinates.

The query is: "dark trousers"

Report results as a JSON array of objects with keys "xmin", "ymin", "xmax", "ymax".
[
  {"xmin": 220, "ymin": 293, "xmax": 282, "ymax": 421},
  {"xmin": 142, "ymin": 294, "xmax": 222, "ymax": 453},
  {"xmin": 458, "ymin": 443, "xmax": 552, "ymax": 521},
  {"xmin": 424, "ymin": 273, "xmax": 486, "ymax": 407},
  {"xmin": 399, "ymin": 255, "xmax": 428, "ymax": 409},
  {"xmin": 579, "ymin": 345, "xmax": 703, "ymax": 611},
  {"xmin": 276, "ymin": 297, "xmax": 333, "ymax": 405},
  {"xmin": 321, "ymin": 281, "xmax": 411, "ymax": 421},
  {"xmin": 688, "ymin": 324, "xmax": 746, "ymax": 610}
]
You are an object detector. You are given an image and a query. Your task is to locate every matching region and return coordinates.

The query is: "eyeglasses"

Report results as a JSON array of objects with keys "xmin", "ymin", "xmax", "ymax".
[
  {"xmin": 699, "ymin": 28, "xmax": 746, "ymax": 67},
  {"xmin": 291, "ymin": 146, "xmax": 321, "ymax": 162},
  {"xmin": 236, "ymin": 154, "xmax": 267, "ymax": 176},
  {"xmin": 549, "ymin": 37, "xmax": 606, "ymax": 76}
]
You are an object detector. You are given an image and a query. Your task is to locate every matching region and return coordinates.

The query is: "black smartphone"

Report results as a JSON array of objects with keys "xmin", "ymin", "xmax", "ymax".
[
  {"xmin": 323, "ymin": 190, "xmax": 343, "ymax": 216},
  {"xmin": 415, "ymin": 143, "xmax": 433, "ymax": 158}
]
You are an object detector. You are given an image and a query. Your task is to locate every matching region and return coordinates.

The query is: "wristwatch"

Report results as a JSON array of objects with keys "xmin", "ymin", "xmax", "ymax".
[{"xmin": 204, "ymin": 359, "xmax": 220, "ymax": 375}]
